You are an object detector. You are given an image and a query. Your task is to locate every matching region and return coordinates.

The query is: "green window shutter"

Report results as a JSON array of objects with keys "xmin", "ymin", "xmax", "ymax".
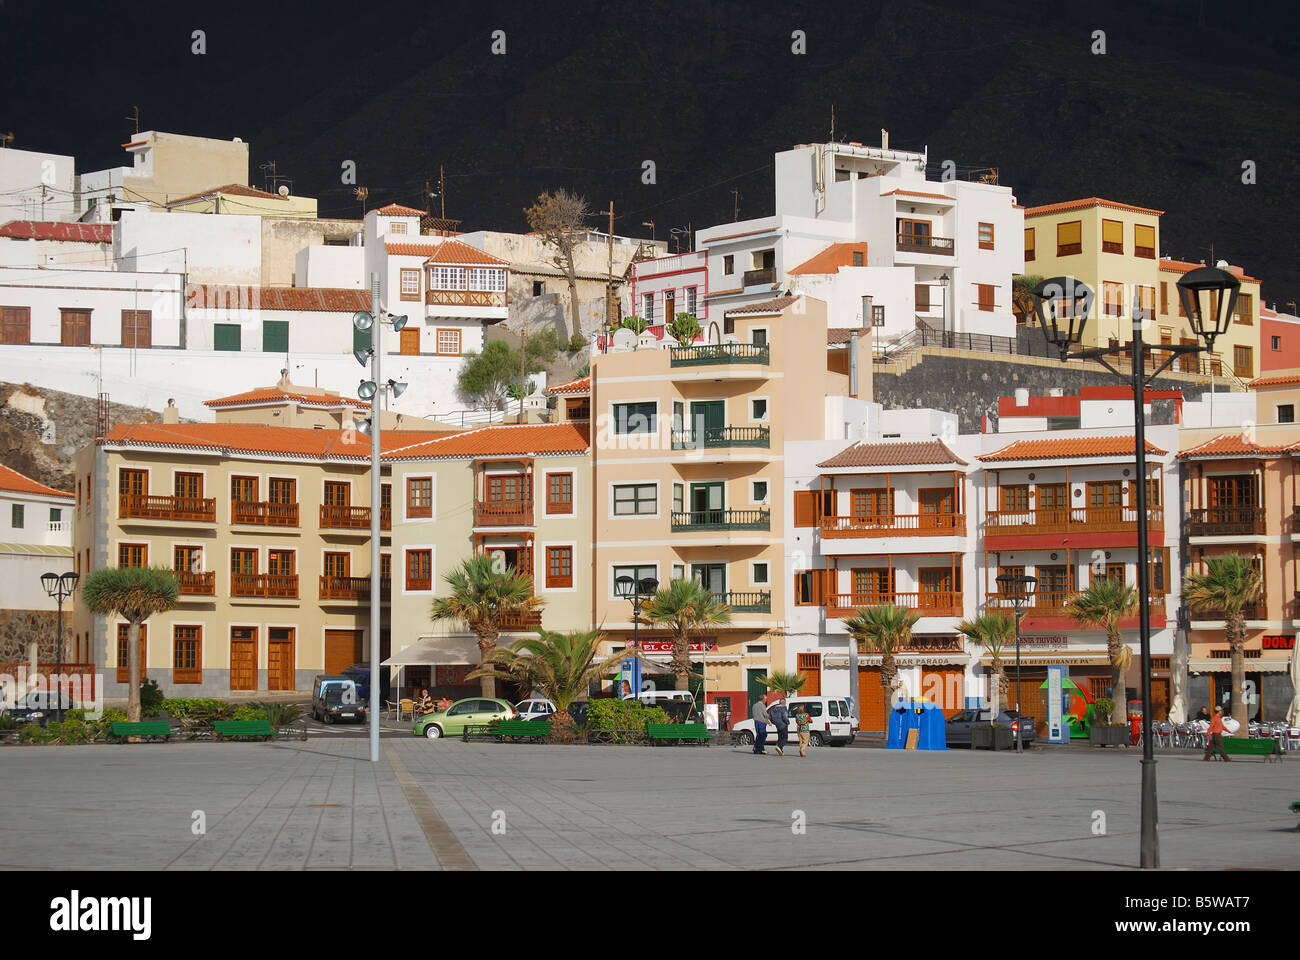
[
  {"xmin": 353, "ymin": 325, "xmax": 371, "ymax": 354},
  {"xmin": 262, "ymin": 320, "xmax": 289, "ymax": 353},
  {"xmin": 213, "ymin": 324, "xmax": 242, "ymax": 351}
]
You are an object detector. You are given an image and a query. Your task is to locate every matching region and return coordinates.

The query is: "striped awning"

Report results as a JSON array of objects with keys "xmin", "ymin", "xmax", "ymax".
[
  {"xmin": 0, "ymin": 542, "xmax": 74, "ymax": 557},
  {"xmin": 1189, "ymin": 658, "xmax": 1292, "ymax": 674}
]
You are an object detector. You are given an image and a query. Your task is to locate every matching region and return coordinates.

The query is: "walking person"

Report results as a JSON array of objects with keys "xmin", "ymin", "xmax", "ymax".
[
  {"xmin": 795, "ymin": 704, "xmax": 812, "ymax": 758},
  {"xmin": 751, "ymin": 694, "xmax": 771, "ymax": 755},
  {"xmin": 769, "ymin": 696, "xmax": 791, "ymax": 757},
  {"xmin": 1203, "ymin": 705, "xmax": 1232, "ymax": 762}
]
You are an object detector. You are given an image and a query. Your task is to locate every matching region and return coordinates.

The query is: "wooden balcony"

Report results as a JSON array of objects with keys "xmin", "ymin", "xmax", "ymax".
[
  {"xmin": 743, "ymin": 266, "xmax": 776, "ymax": 286},
  {"xmin": 175, "ymin": 570, "xmax": 216, "ymax": 596},
  {"xmin": 1187, "ymin": 599, "xmax": 1264, "ymax": 622},
  {"xmin": 119, "ymin": 493, "xmax": 215, "ymax": 523},
  {"xmin": 474, "ymin": 499, "xmax": 533, "ymax": 526},
  {"xmin": 670, "ymin": 425, "xmax": 770, "ymax": 449},
  {"xmin": 231, "ymin": 573, "xmax": 298, "ymax": 599},
  {"xmin": 821, "ymin": 513, "xmax": 965, "ymax": 538},
  {"xmin": 985, "ymin": 506, "xmax": 1163, "ymax": 536},
  {"xmin": 319, "ymin": 575, "xmax": 391, "ymax": 601},
  {"xmin": 985, "ymin": 592, "xmax": 1168, "ymax": 620},
  {"xmin": 669, "ymin": 342, "xmax": 769, "ymax": 367},
  {"xmin": 825, "ymin": 591, "xmax": 962, "ymax": 618},
  {"xmin": 671, "ymin": 508, "xmax": 770, "ymax": 532},
  {"xmin": 232, "ymin": 500, "xmax": 300, "ymax": 526},
  {"xmin": 896, "ymin": 234, "xmax": 954, "ymax": 255},
  {"xmin": 426, "ymin": 289, "xmax": 506, "ymax": 308},
  {"xmin": 1187, "ymin": 506, "xmax": 1266, "ymax": 537},
  {"xmin": 319, "ymin": 505, "xmax": 392, "ymax": 530}
]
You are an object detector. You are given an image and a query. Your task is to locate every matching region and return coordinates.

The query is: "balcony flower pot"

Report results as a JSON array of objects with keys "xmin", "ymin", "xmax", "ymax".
[
  {"xmin": 1089, "ymin": 723, "xmax": 1129, "ymax": 747},
  {"xmin": 973, "ymin": 723, "xmax": 1013, "ymax": 751}
]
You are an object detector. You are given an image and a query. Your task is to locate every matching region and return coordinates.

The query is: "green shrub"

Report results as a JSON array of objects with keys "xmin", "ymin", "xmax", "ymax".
[
  {"xmin": 163, "ymin": 698, "xmax": 228, "ymax": 719},
  {"xmin": 99, "ymin": 707, "xmax": 129, "ymax": 724},
  {"xmin": 1094, "ymin": 697, "xmax": 1115, "ymax": 725},
  {"xmin": 231, "ymin": 703, "xmax": 268, "ymax": 722},
  {"xmin": 18, "ymin": 724, "xmax": 52, "ymax": 745},
  {"xmin": 258, "ymin": 701, "xmax": 306, "ymax": 728},
  {"xmin": 140, "ymin": 678, "xmax": 165, "ymax": 717},
  {"xmin": 585, "ymin": 698, "xmax": 668, "ymax": 731},
  {"xmin": 0, "ymin": 713, "xmax": 16, "ymax": 730},
  {"xmin": 50, "ymin": 718, "xmax": 94, "ymax": 744},
  {"xmin": 566, "ymin": 332, "xmax": 587, "ymax": 352}
]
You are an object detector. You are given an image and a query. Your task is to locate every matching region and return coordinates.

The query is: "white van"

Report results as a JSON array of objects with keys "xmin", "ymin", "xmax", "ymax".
[{"xmin": 731, "ymin": 696, "xmax": 855, "ymax": 747}]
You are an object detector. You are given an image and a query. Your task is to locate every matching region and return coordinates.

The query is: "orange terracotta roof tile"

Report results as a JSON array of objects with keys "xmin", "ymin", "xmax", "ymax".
[
  {"xmin": 1177, "ymin": 434, "xmax": 1294, "ymax": 458},
  {"xmin": 1248, "ymin": 373, "xmax": 1300, "ymax": 388},
  {"xmin": 704, "ymin": 287, "xmax": 743, "ymax": 298},
  {"xmin": 0, "ymin": 220, "xmax": 113, "ymax": 243},
  {"xmin": 1023, "ymin": 197, "xmax": 1164, "ymax": 218},
  {"xmin": 385, "ymin": 241, "xmax": 444, "ymax": 257},
  {"xmin": 168, "ymin": 183, "xmax": 284, "ymax": 207},
  {"xmin": 186, "ymin": 284, "xmax": 371, "ymax": 313},
  {"xmin": 0, "ymin": 465, "xmax": 73, "ymax": 499},
  {"xmin": 789, "ymin": 243, "xmax": 870, "ymax": 276},
  {"xmin": 374, "ymin": 203, "xmax": 427, "ymax": 217},
  {"xmin": 547, "ymin": 376, "xmax": 590, "ymax": 395},
  {"xmin": 979, "ymin": 435, "xmax": 1167, "ymax": 462},
  {"xmin": 724, "ymin": 295, "xmax": 799, "ymax": 316},
  {"xmin": 387, "ymin": 422, "xmax": 590, "ymax": 460},
  {"xmin": 1158, "ymin": 258, "xmax": 1258, "ymax": 283},
  {"xmin": 204, "ymin": 387, "xmax": 368, "ymax": 409},
  {"xmin": 818, "ymin": 439, "xmax": 968, "ymax": 469},
  {"xmin": 881, "ymin": 188, "xmax": 953, "ymax": 202},
  {"xmin": 423, "ymin": 238, "xmax": 510, "ymax": 266},
  {"xmin": 102, "ymin": 422, "xmax": 445, "ymax": 461}
]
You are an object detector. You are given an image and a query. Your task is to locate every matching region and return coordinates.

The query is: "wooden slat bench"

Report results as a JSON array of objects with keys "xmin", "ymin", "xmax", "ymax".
[
  {"xmin": 1221, "ymin": 737, "xmax": 1283, "ymax": 762},
  {"xmin": 647, "ymin": 723, "xmax": 712, "ymax": 746},
  {"xmin": 462, "ymin": 720, "xmax": 551, "ymax": 742},
  {"xmin": 110, "ymin": 721, "xmax": 172, "ymax": 743},
  {"xmin": 213, "ymin": 720, "xmax": 275, "ymax": 742}
]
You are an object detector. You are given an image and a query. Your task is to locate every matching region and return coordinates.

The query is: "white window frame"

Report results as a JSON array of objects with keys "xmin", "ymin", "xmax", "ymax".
[
  {"xmin": 609, "ymin": 562, "xmax": 659, "ymax": 601},
  {"xmin": 685, "ymin": 286, "xmax": 697, "ymax": 314},
  {"xmin": 399, "ymin": 268, "xmax": 420, "ymax": 297},
  {"xmin": 750, "ymin": 560, "xmax": 770, "ymax": 586},
  {"xmin": 748, "ymin": 396, "xmax": 769, "ymax": 422},
  {"xmin": 435, "ymin": 328, "xmax": 462, "ymax": 356},
  {"xmin": 749, "ymin": 479, "xmax": 770, "ymax": 505}
]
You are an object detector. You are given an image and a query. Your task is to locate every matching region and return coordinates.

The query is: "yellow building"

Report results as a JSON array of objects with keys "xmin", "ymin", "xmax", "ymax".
[
  {"xmin": 1023, "ymin": 197, "xmax": 1261, "ymax": 380},
  {"xmin": 590, "ymin": 295, "xmax": 871, "ymax": 724},
  {"xmin": 166, "ymin": 183, "xmax": 319, "ymax": 219}
]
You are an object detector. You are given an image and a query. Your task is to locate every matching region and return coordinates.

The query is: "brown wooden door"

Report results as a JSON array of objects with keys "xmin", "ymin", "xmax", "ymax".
[
  {"xmin": 230, "ymin": 628, "xmax": 258, "ymax": 691},
  {"xmin": 267, "ymin": 629, "xmax": 295, "ymax": 690},
  {"xmin": 1150, "ymin": 678, "xmax": 1169, "ymax": 722},
  {"xmin": 921, "ymin": 667, "xmax": 965, "ymax": 717},
  {"xmin": 918, "ymin": 488, "xmax": 954, "ymax": 528},
  {"xmin": 400, "ymin": 327, "xmax": 421, "ymax": 355},
  {"xmin": 797, "ymin": 653, "xmax": 821, "ymax": 697},
  {"xmin": 857, "ymin": 667, "xmax": 888, "ymax": 732},
  {"xmin": 325, "ymin": 629, "xmax": 363, "ymax": 674},
  {"xmin": 60, "ymin": 309, "xmax": 91, "ymax": 346},
  {"xmin": 1, "ymin": 306, "xmax": 30, "ymax": 344},
  {"xmin": 324, "ymin": 481, "xmax": 350, "ymax": 507}
]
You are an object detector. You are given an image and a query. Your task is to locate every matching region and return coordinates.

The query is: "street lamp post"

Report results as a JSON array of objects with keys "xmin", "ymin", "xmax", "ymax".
[
  {"xmin": 352, "ymin": 274, "xmax": 409, "ymax": 764},
  {"xmin": 1029, "ymin": 267, "xmax": 1240, "ymax": 869},
  {"xmin": 615, "ymin": 575, "xmax": 658, "ymax": 697},
  {"xmin": 39, "ymin": 571, "xmax": 79, "ymax": 722},
  {"xmin": 995, "ymin": 571, "xmax": 1036, "ymax": 753}
]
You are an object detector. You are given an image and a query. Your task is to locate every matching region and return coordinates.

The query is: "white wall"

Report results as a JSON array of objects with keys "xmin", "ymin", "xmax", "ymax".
[
  {"xmin": 0, "ymin": 491, "xmax": 73, "ymax": 547},
  {"xmin": 0, "ymin": 267, "xmax": 184, "ymax": 346},
  {"xmin": 116, "ymin": 210, "xmax": 261, "ymax": 285},
  {"xmin": 187, "ymin": 304, "xmax": 358, "ymax": 353},
  {"xmin": 296, "ymin": 245, "xmax": 365, "ymax": 288},
  {"xmin": 0, "ymin": 148, "xmax": 78, "ymax": 223},
  {"xmin": 1180, "ymin": 391, "xmax": 1256, "ymax": 429}
]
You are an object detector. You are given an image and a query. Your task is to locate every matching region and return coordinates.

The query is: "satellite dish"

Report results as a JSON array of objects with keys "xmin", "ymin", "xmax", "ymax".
[
  {"xmin": 1215, "ymin": 259, "xmax": 1229, "ymax": 269},
  {"xmin": 278, "ymin": 185, "xmax": 290, "ymax": 197}
]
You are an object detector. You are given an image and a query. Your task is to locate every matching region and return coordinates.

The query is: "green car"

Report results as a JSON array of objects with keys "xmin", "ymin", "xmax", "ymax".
[{"xmin": 413, "ymin": 697, "xmax": 515, "ymax": 740}]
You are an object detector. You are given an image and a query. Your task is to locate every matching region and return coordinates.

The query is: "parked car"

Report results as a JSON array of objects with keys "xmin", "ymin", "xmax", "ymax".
[
  {"xmin": 2, "ymin": 690, "xmax": 74, "ymax": 725},
  {"xmin": 946, "ymin": 708, "xmax": 1037, "ymax": 747},
  {"xmin": 731, "ymin": 696, "xmax": 856, "ymax": 747},
  {"xmin": 413, "ymin": 697, "xmax": 515, "ymax": 740},
  {"xmin": 341, "ymin": 663, "xmax": 389, "ymax": 704},
  {"xmin": 311, "ymin": 675, "xmax": 366, "ymax": 723},
  {"xmin": 515, "ymin": 698, "xmax": 556, "ymax": 721}
]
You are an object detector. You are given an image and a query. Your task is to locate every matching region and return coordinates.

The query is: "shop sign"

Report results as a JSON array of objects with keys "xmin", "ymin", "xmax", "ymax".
[
  {"xmin": 1262, "ymin": 635, "xmax": 1295, "ymax": 650},
  {"xmin": 637, "ymin": 639, "xmax": 717, "ymax": 654},
  {"xmin": 1020, "ymin": 635, "xmax": 1068, "ymax": 648}
]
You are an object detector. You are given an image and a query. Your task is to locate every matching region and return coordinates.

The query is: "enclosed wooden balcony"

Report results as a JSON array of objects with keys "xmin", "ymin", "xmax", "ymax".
[
  {"xmin": 985, "ymin": 506, "xmax": 1163, "ymax": 536},
  {"xmin": 319, "ymin": 575, "xmax": 391, "ymax": 601},
  {"xmin": 825, "ymin": 591, "xmax": 962, "ymax": 618},
  {"xmin": 426, "ymin": 289, "xmax": 506, "ymax": 308},
  {"xmin": 821, "ymin": 513, "xmax": 965, "ymax": 538},
  {"xmin": 474, "ymin": 499, "xmax": 533, "ymax": 526},
  {"xmin": 232, "ymin": 500, "xmax": 300, "ymax": 526},
  {"xmin": 119, "ymin": 494, "xmax": 215, "ymax": 523},
  {"xmin": 175, "ymin": 570, "xmax": 216, "ymax": 596},
  {"xmin": 319, "ymin": 505, "xmax": 392, "ymax": 530},
  {"xmin": 231, "ymin": 573, "xmax": 298, "ymax": 599},
  {"xmin": 1186, "ymin": 506, "xmax": 1266, "ymax": 537}
]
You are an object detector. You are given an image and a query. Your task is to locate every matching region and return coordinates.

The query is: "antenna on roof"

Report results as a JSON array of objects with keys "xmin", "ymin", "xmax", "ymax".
[{"xmin": 125, "ymin": 105, "xmax": 139, "ymax": 136}]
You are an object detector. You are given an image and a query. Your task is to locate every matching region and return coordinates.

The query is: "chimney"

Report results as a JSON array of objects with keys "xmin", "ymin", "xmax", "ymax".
[
  {"xmin": 163, "ymin": 398, "xmax": 179, "ymax": 423},
  {"xmin": 1014, "ymin": 388, "xmax": 1029, "ymax": 407},
  {"xmin": 881, "ymin": 129, "xmax": 889, "ymax": 150}
]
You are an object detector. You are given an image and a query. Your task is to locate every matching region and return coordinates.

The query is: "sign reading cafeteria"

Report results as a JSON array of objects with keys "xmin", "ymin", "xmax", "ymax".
[{"xmin": 637, "ymin": 639, "xmax": 717, "ymax": 654}]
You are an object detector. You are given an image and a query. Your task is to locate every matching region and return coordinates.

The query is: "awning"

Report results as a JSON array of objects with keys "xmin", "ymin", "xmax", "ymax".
[
  {"xmin": 0, "ymin": 542, "xmax": 73, "ymax": 557},
  {"xmin": 1189, "ymin": 658, "xmax": 1292, "ymax": 674},
  {"xmin": 860, "ymin": 653, "xmax": 969, "ymax": 667},
  {"xmin": 978, "ymin": 652, "xmax": 1110, "ymax": 667},
  {"xmin": 383, "ymin": 636, "xmax": 480, "ymax": 667}
]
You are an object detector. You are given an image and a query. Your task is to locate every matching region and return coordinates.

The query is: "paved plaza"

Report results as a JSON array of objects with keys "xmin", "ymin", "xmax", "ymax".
[{"xmin": 3, "ymin": 739, "xmax": 1298, "ymax": 871}]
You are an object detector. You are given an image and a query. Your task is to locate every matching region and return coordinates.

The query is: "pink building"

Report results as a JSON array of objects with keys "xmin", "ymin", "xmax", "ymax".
[
  {"xmin": 629, "ymin": 251, "xmax": 708, "ymax": 328},
  {"xmin": 1261, "ymin": 305, "xmax": 1300, "ymax": 372}
]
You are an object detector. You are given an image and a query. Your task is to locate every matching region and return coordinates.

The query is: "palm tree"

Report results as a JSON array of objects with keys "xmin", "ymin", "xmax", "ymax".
[
  {"xmin": 467, "ymin": 628, "xmax": 617, "ymax": 733},
  {"xmin": 844, "ymin": 604, "xmax": 919, "ymax": 708},
  {"xmin": 1011, "ymin": 273, "xmax": 1046, "ymax": 326},
  {"xmin": 81, "ymin": 567, "xmax": 179, "ymax": 722},
  {"xmin": 430, "ymin": 554, "xmax": 545, "ymax": 697},
  {"xmin": 640, "ymin": 578, "xmax": 731, "ymax": 691},
  {"xmin": 1066, "ymin": 578, "xmax": 1138, "ymax": 720},
  {"xmin": 1182, "ymin": 554, "xmax": 1263, "ymax": 723},
  {"xmin": 958, "ymin": 612, "xmax": 1015, "ymax": 714},
  {"xmin": 757, "ymin": 670, "xmax": 807, "ymax": 699}
]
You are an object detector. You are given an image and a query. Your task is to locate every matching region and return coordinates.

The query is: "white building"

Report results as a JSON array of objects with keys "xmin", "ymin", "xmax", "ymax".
[
  {"xmin": 628, "ymin": 251, "xmax": 710, "ymax": 331},
  {"xmin": 0, "ymin": 147, "xmax": 79, "ymax": 224},
  {"xmin": 0, "ymin": 220, "xmax": 114, "ymax": 269},
  {"xmin": 0, "ymin": 266, "xmax": 185, "ymax": 347},
  {"xmin": 696, "ymin": 139, "xmax": 1023, "ymax": 347},
  {"xmin": 0, "ymin": 464, "xmax": 75, "ymax": 617}
]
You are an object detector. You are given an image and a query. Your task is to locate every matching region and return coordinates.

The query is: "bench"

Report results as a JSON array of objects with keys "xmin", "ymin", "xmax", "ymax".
[
  {"xmin": 110, "ymin": 721, "xmax": 172, "ymax": 743},
  {"xmin": 462, "ymin": 720, "xmax": 551, "ymax": 742},
  {"xmin": 1221, "ymin": 737, "xmax": 1283, "ymax": 762},
  {"xmin": 213, "ymin": 720, "xmax": 275, "ymax": 742},
  {"xmin": 647, "ymin": 722, "xmax": 712, "ymax": 746}
]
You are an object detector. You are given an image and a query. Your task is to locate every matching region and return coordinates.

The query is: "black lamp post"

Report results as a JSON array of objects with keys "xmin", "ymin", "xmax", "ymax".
[
  {"xmin": 1029, "ymin": 266, "xmax": 1240, "ymax": 869},
  {"xmin": 994, "ymin": 571, "xmax": 1036, "ymax": 753},
  {"xmin": 615, "ymin": 575, "xmax": 659, "ymax": 695},
  {"xmin": 40, "ymin": 571, "xmax": 79, "ymax": 722}
]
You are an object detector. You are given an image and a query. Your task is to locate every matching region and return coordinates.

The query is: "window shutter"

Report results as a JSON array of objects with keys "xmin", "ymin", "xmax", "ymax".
[
  {"xmin": 793, "ymin": 491, "xmax": 818, "ymax": 527},
  {"xmin": 262, "ymin": 320, "xmax": 289, "ymax": 353}
]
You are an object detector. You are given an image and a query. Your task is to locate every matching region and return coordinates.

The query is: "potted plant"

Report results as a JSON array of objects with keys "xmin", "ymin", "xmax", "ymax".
[
  {"xmin": 1088, "ymin": 697, "xmax": 1129, "ymax": 746},
  {"xmin": 973, "ymin": 721, "xmax": 1014, "ymax": 750}
]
